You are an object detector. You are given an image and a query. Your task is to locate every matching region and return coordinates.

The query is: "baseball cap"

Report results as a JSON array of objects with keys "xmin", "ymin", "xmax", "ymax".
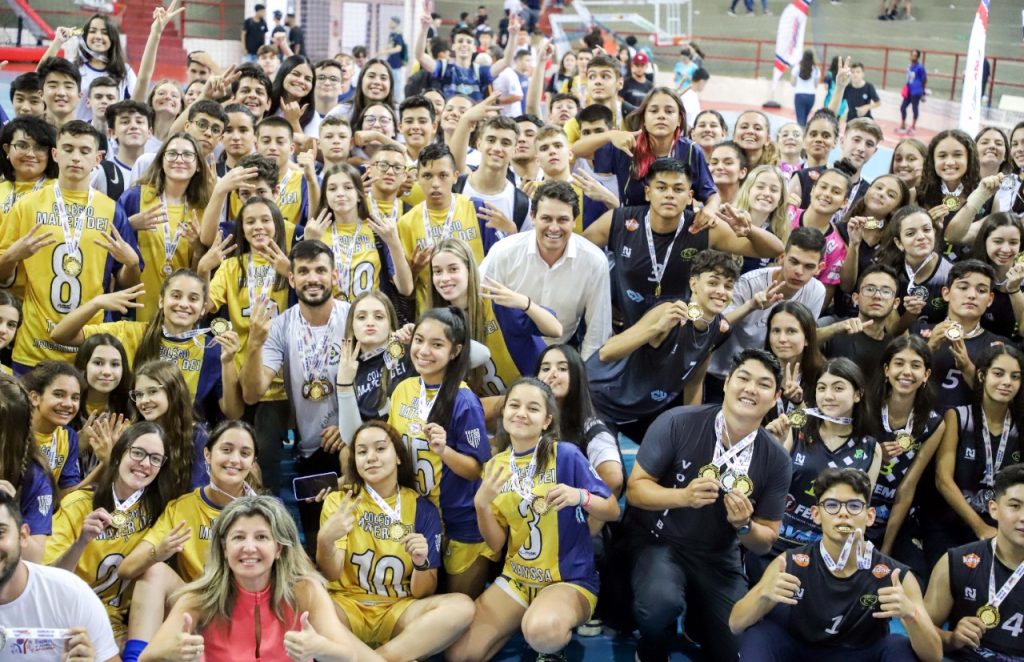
[{"xmin": 632, "ymin": 52, "xmax": 649, "ymax": 66}]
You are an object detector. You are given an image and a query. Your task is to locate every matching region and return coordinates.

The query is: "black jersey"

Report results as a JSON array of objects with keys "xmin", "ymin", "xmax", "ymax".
[
  {"xmin": 586, "ymin": 315, "xmax": 730, "ymax": 425},
  {"xmin": 354, "ymin": 350, "xmax": 411, "ymax": 420},
  {"xmin": 627, "ymin": 404, "xmax": 792, "ymax": 554},
  {"xmin": 867, "ymin": 409, "xmax": 943, "ymax": 543},
  {"xmin": 775, "ymin": 430, "xmax": 878, "ymax": 553},
  {"xmin": 947, "ymin": 539, "xmax": 1024, "ymax": 661},
  {"xmin": 796, "ymin": 166, "xmax": 827, "ymax": 210},
  {"xmin": 896, "ymin": 256, "xmax": 953, "ymax": 324},
  {"xmin": 606, "ymin": 205, "xmax": 709, "ymax": 328},
  {"xmin": 913, "ymin": 322, "xmax": 1010, "ymax": 411},
  {"xmin": 768, "ymin": 543, "xmax": 910, "ymax": 649},
  {"xmin": 822, "ymin": 330, "xmax": 892, "ymax": 367},
  {"xmin": 981, "ymin": 289, "xmax": 1020, "ymax": 342},
  {"xmin": 952, "ymin": 406, "xmax": 1022, "ymax": 520}
]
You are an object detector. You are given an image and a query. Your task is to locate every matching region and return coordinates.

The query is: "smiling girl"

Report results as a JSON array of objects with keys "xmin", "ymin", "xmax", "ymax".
[
  {"xmin": 918, "ymin": 130, "xmax": 981, "ymax": 236},
  {"xmin": 270, "ymin": 55, "xmax": 319, "ymax": 136},
  {"xmin": 349, "ymin": 59, "xmax": 395, "ymax": 126},
  {"xmin": 72, "ymin": 334, "xmax": 134, "ymax": 484},
  {"xmin": 763, "ymin": 302, "xmax": 824, "ymax": 425},
  {"xmin": 24, "ymin": 361, "xmax": 85, "ymax": 493},
  {"xmin": 50, "ymin": 269, "xmax": 244, "ymax": 420},
  {"xmin": 387, "ymin": 307, "xmax": 494, "ymax": 597},
  {"xmin": 145, "ymin": 80, "xmax": 184, "ymax": 142},
  {"xmin": 0, "ymin": 116, "xmax": 58, "ymax": 215},
  {"xmin": 0, "ymin": 291, "xmax": 21, "ymax": 375},
  {"xmin": 734, "ymin": 165, "xmax": 789, "ymax": 272},
  {"xmin": 970, "ymin": 213, "xmax": 1024, "ymax": 341},
  {"xmin": 45, "ymin": 422, "xmax": 172, "ymax": 640},
  {"xmin": 447, "ymin": 378, "xmax": 618, "ymax": 661},
  {"xmin": 709, "ymin": 141, "xmax": 749, "ymax": 206},
  {"xmin": 775, "ymin": 122, "xmax": 804, "ymax": 176},
  {"xmin": 119, "ymin": 420, "xmax": 261, "ymax": 661},
  {"xmin": 790, "ymin": 164, "xmax": 854, "ymax": 299},
  {"xmin": 318, "ymin": 421, "xmax": 475, "ymax": 657},
  {"xmin": 878, "ymin": 206, "xmax": 953, "ymax": 329},
  {"xmin": 889, "ymin": 137, "xmax": 927, "ymax": 203},
  {"xmin": 691, "ymin": 109, "xmax": 727, "ymax": 161},
  {"xmin": 732, "ymin": 110, "xmax": 778, "ymax": 169}
]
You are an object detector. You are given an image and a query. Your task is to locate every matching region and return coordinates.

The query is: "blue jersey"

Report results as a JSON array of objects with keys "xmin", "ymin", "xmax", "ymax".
[
  {"xmin": 21, "ymin": 460, "xmax": 55, "ymax": 535},
  {"xmin": 593, "ymin": 138, "xmax": 716, "ymax": 208},
  {"xmin": 432, "ymin": 61, "xmax": 493, "ymax": 101}
]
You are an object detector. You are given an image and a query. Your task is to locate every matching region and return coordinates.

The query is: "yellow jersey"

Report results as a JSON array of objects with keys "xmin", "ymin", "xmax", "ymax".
[
  {"xmin": 477, "ymin": 299, "xmax": 520, "ymax": 397},
  {"xmin": 397, "ymin": 195, "xmax": 484, "ymax": 315},
  {"xmin": 319, "ymin": 220, "xmax": 383, "ymax": 302},
  {"xmin": 44, "ymin": 487, "xmax": 154, "ymax": 638},
  {"xmin": 0, "ymin": 184, "xmax": 139, "ymax": 367},
  {"xmin": 0, "ymin": 177, "xmax": 54, "ymax": 215},
  {"xmin": 320, "ymin": 487, "xmax": 442, "ymax": 603},
  {"xmin": 142, "ymin": 487, "xmax": 222, "ymax": 582},
  {"xmin": 117, "ymin": 185, "xmax": 203, "ymax": 323},
  {"xmin": 34, "ymin": 426, "xmax": 81, "ymax": 490}
]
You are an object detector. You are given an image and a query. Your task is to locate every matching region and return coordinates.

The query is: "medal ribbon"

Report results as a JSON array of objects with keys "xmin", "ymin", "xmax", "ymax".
[
  {"xmin": 159, "ymin": 194, "xmax": 189, "ymax": 268},
  {"xmin": 162, "ymin": 325, "xmax": 212, "ymax": 341},
  {"xmin": 52, "ymin": 183, "xmax": 94, "ymax": 261},
  {"xmin": 643, "ymin": 211, "xmax": 685, "ymax": 296},
  {"xmin": 803, "ymin": 408, "xmax": 854, "ymax": 426},
  {"xmin": 415, "ymin": 379, "xmax": 439, "ymax": 425},
  {"xmin": 988, "ymin": 537, "xmax": 1024, "ymax": 609},
  {"xmin": 981, "ymin": 408, "xmax": 1013, "ymax": 486},
  {"xmin": 276, "ymin": 169, "xmax": 293, "ymax": 208},
  {"xmin": 711, "ymin": 411, "xmax": 757, "ymax": 476},
  {"xmin": 294, "ymin": 305, "xmax": 339, "ymax": 382},
  {"xmin": 369, "ymin": 196, "xmax": 398, "ymax": 226},
  {"xmin": 903, "ymin": 253, "xmax": 935, "ymax": 295},
  {"xmin": 820, "ymin": 530, "xmax": 874, "ymax": 573},
  {"xmin": 941, "ymin": 181, "xmax": 965, "ymax": 199},
  {"xmin": 331, "ymin": 219, "xmax": 363, "ymax": 297},
  {"xmin": 44, "ymin": 431, "xmax": 58, "ymax": 469},
  {"xmin": 507, "ymin": 444, "xmax": 540, "ymax": 504},
  {"xmin": 0, "ymin": 627, "xmax": 71, "ymax": 643},
  {"xmin": 207, "ymin": 479, "xmax": 256, "ymax": 501},
  {"xmin": 421, "ymin": 194, "xmax": 457, "ymax": 249},
  {"xmin": 4, "ymin": 177, "xmax": 45, "ymax": 211},
  {"xmin": 111, "ymin": 485, "xmax": 145, "ymax": 515},
  {"xmin": 246, "ymin": 256, "xmax": 274, "ymax": 310},
  {"xmin": 881, "ymin": 405, "xmax": 914, "ymax": 436},
  {"xmin": 364, "ymin": 484, "xmax": 403, "ymax": 524}
]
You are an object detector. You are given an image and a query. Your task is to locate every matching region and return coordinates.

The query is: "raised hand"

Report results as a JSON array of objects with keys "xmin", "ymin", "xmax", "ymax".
[
  {"xmin": 368, "ymin": 209, "xmax": 401, "ymax": 245},
  {"xmin": 213, "ymin": 329, "xmax": 242, "ymax": 363},
  {"xmin": 781, "ymin": 361, "xmax": 803, "ymax": 404},
  {"xmin": 177, "ymin": 613, "xmax": 205, "ymax": 662},
  {"xmin": 79, "ymin": 508, "xmax": 113, "ymax": 543},
  {"xmin": 424, "ymin": 422, "xmax": 447, "ymax": 456},
  {"xmin": 475, "ymin": 460, "xmax": 509, "ymax": 505},
  {"xmin": 835, "ymin": 56, "xmax": 853, "ymax": 87},
  {"xmin": 93, "ymin": 283, "xmax": 146, "ymax": 314},
  {"xmin": 403, "ymin": 532, "xmax": 430, "ymax": 568},
  {"xmin": 480, "ymin": 277, "xmax": 528, "ymax": 310},
  {"xmin": 318, "ymin": 492, "xmax": 357, "ymax": 542},
  {"xmin": 336, "ymin": 337, "xmax": 361, "ymax": 386},
  {"xmin": 283, "ymin": 612, "xmax": 322, "ymax": 662},
  {"xmin": 3, "ymin": 223, "xmax": 58, "ymax": 264},
  {"xmin": 874, "ymin": 568, "xmax": 916, "ymax": 619},
  {"xmin": 254, "ymin": 239, "xmax": 290, "ymax": 277},
  {"xmin": 95, "ymin": 225, "xmax": 139, "ymax": 268},
  {"xmin": 214, "ymin": 166, "xmax": 261, "ymax": 196},
  {"xmin": 410, "ymin": 245, "xmax": 431, "ymax": 277},
  {"xmin": 753, "ymin": 279, "xmax": 786, "ymax": 310},
  {"xmin": 716, "ymin": 204, "xmax": 752, "ymax": 238},
  {"xmin": 610, "ymin": 130, "xmax": 639, "ymax": 157},
  {"xmin": 129, "ymin": 206, "xmax": 167, "ymax": 232},
  {"xmin": 281, "ymin": 100, "xmax": 309, "ymax": 127},
  {"xmin": 304, "ymin": 208, "xmax": 333, "ymax": 242},
  {"xmin": 248, "ymin": 296, "xmax": 275, "ymax": 346},
  {"xmin": 765, "ymin": 555, "xmax": 802, "ymax": 605},
  {"xmin": 197, "ymin": 231, "xmax": 235, "ymax": 275},
  {"xmin": 156, "ymin": 521, "xmax": 192, "ymax": 562},
  {"xmin": 152, "ymin": 0, "xmax": 185, "ymax": 33},
  {"xmin": 476, "ymin": 202, "xmax": 516, "ymax": 235}
]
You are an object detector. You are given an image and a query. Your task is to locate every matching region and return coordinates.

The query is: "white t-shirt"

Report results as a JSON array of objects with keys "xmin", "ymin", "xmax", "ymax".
[
  {"xmin": 461, "ymin": 177, "xmax": 520, "ymax": 231},
  {"xmin": 492, "ymin": 67, "xmax": 524, "ymax": 118},
  {"xmin": 88, "ymin": 157, "xmax": 133, "ymax": 198},
  {"xmin": 681, "ymin": 88, "xmax": 701, "ymax": 129},
  {"xmin": 0, "ymin": 562, "xmax": 118, "ymax": 661},
  {"xmin": 76, "ymin": 60, "xmax": 138, "ymax": 123}
]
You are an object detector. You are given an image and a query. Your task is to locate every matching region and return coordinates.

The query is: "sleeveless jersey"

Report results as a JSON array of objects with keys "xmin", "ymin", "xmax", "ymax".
[
  {"xmin": 952, "ymin": 406, "xmax": 1021, "ymax": 519},
  {"xmin": 947, "ymin": 539, "xmax": 1024, "ymax": 660},
  {"xmin": 320, "ymin": 486, "xmax": 442, "ymax": 603},
  {"xmin": 769, "ymin": 543, "xmax": 910, "ymax": 648},
  {"xmin": 776, "ymin": 431, "xmax": 878, "ymax": 553},
  {"xmin": 916, "ymin": 320, "xmax": 1008, "ymax": 411},
  {"xmin": 896, "ymin": 256, "xmax": 952, "ymax": 324},
  {"xmin": 141, "ymin": 487, "xmax": 223, "ymax": 582},
  {"xmin": 606, "ymin": 205, "xmax": 709, "ymax": 328}
]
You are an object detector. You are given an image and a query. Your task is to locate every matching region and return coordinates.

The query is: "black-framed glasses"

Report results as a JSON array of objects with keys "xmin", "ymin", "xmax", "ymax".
[
  {"xmin": 127, "ymin": 446, "xmax": 165, "ymax": 467},
  {"xmin": 860, "ymin": 285, "xmax": 896, "ymax": 299},
  {"xmin": 373, "ymin": 161, "xmax": 403, "ymax": 173},
  {"xmin": 164, "ymin": 150, "xmax": 198, "ymax": 163},
  {"xmin": 819, "ymin": 498, "xmax": 867, "ymax": 516},
  {"xmin": 129, "ymin": 385, "xmax": 165, "ymax": 402},
  {"xmin": 193, "ymin": 118, "xmax": 224, "ymax": 135}
]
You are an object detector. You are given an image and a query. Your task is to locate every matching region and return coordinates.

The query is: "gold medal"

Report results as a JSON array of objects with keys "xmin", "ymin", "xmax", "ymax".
[
  {"xmin": 788, "ymin": 410, "xmax": 807, "ymax": 428},
  {"xmin": 945, "ymin": 323, "xmax": 963, "ymax": 341},
  {"xmin": 210, "ymin": 318, "xmax": 232, "ymax": 336},
  {"xmin": 863, "ymin": 219, "xmax": 883, "ymax": 231},
  {"xmin": 386, "ymin": 336, "xmax": 406, "ymax": 360},
  {"xmin": 978, "ymin": 604, "xmax": 1000, "ymax": 629},
  {"xmin": 896, "ymin": 431, "xmax": 914, "ymax": 451},
  {"xmin": 732, "ymin": 474, "xmax": 754, "ymax": 497},
  {"xmin": 388, "ymin": 522, "xmax": 409, "ymax": 542},
  {"xmin": 307, "ymin": 380, "xmax": 325, "ymax": 401},
  {"xmin": 110, "ymin": 510, "xmax": 129, "ymax": 531},
  {"xmin": 944, "ymin": 195, "xmax": 960, "ymax": 211},
  {"xmin": 532, "ymin": 498, "xmax": 551, "ymax": 516},
  {"xmin": 62, "ymin": 254, "xmax": 83, "ymax": 277},
  {"xmin": 686, "ymin": 303, "xmax": 703, "ymax": 321},
  {"xmin": 698, "ymin": 463, "xmax": 720, "ymax": 480}
]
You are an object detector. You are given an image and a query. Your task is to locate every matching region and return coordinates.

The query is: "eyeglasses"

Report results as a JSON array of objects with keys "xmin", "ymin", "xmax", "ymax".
[
  {"xmin": 318, "ymin": 75, "xmax": 342, "ymax": 84},
  {"xmin": 127, "ymin": 446, "xmax": 165, "ymax": 468},
  {"xmin": 129, "ymin": 385, "xmax": 165, "ymax": 402},
  {"xmin": 860, "ymin": 285, "xmax": 896, "ymax": 299},
  {"xmin": 373, "ymin": 161, "xmax": 403, "ymax": 173},
  {"xmin": 193, "ymin": 119, "xmax": 225, "ymax": 135},
  {"xmin": 164, "ymin": 150, "xmax": 198, "ymax": 163},
  {"xmin": 819, "ymin": 498, "xmax": 867, "ymax": 516},
  {"xmin": 363, "ymin": 115, "xmax": 393, "ymax": 127},
  {"xmin": 9, "ymin": 140, "xmax": 47, "ymax": 155}
]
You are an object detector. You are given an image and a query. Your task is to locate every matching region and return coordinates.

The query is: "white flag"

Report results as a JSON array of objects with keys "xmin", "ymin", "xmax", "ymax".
[
  {"xmin": 772, "ymin": 0, "xmax": 812, "ymax": 86},
  {"xmin": 958, "ymin": 0, "xmax": 990, "ymax": 136}
]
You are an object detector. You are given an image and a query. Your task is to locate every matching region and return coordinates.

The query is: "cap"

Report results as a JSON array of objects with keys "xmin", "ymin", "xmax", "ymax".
[
  {"xmin": 254, "ymin": 3, "xmax": 266, "ymax": 10},
  {"xmin": 632, "ymin": 52, "xmax": 649, "ymax": 66},
  {"xmin": 272, "ymin": 10, "xmax": 282, "ymax": 18}
]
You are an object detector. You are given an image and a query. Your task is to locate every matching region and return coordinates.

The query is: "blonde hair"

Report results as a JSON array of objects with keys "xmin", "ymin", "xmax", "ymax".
[
  {"xmin": 735, "ymin": 165, "xmax": 790, "ymax": 244},
  {"xmin": 429, "ymin": 238, "xmax": 487, "ymax": 392}
]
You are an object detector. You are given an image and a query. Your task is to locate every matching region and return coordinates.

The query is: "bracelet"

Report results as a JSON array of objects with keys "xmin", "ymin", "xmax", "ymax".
[
  {"xmin": 412, "ymin": 559, "xmax": 430, "ymax": 572},
  {"xmin": 523, "ymin": 297, "xmax": 532, "ymax": 312},
  {"xmin": 336, "ymin": 382, "xmax": 354, "ymax": 387},
  {"xmin": 583, "ymin": 489, "xmax": 592, "ymax": 508}
]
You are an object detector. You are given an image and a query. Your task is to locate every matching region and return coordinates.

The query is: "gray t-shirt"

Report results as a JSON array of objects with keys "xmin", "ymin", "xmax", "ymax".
[{"xmin": 262, "ymin": 300, "xmax": 351, "ymax": 456}]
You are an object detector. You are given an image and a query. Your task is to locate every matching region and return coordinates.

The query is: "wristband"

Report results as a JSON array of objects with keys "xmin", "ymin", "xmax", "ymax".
[
  {"xmin": 412, "ymin": 559, "xmax": 430, "ymax": 571},
  {"xmin": 524, "ymin": 297, "xmax": 532, "ymax": 312},
  {"xmin": 337, "ymin": 382, "xmax": 354, "ymax": 387}
]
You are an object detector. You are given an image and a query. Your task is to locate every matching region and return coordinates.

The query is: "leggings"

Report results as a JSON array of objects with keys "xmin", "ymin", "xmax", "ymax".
[
  {"xmin": 795, "ymin": 93, "xmax": 816, "ymax": 127},
  {"xmin": 738, "ymin": 618, "xmax": 918, "ymax": 661},
  {"xmin": 900, "ymin": 94, "xmax": 922, "ymax": 122}
]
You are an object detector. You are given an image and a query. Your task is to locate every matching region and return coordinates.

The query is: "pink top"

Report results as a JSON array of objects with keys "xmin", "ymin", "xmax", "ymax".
[
  {"xmin": 202, "ymin": 583, "xmax": 298, "ymax": 661},
  {"xmin": 790, "ymin": 205, "xmax": 846, "ymax": 286}
]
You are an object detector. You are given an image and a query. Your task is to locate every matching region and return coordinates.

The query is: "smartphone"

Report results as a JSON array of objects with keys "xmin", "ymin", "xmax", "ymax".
[{"xmin": 293, "ymin": 472, "xmax": 338, "ymax": 501}]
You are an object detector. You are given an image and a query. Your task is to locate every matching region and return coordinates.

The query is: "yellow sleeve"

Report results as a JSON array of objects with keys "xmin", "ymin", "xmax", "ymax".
[
  {"xmin": 208, "ymin": 262, "xmax": 230, "ymax": 309},
  {"xmin": 564, "ymin": 118, "xmax": 581, "ymax": 145},
  {"xmin": 320, "ymin": 491, "xmax": 349, "ymax": 551},
  {"xmin": 44, "ymin": 490, "xmax": 92, "ymax": 564},
  {"xmin": 142, "ymin": 498, "xmax": 177, "ymax": 548}
]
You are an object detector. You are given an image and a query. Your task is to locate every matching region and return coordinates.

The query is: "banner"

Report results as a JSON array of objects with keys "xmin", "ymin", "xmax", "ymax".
[
  {"xmin": 959, "ymin": 0, "xmax": 990, "ymax": 136},
  {"xmin": 773, "ymin": 0, "xmax": 811, "ymax": 86}
]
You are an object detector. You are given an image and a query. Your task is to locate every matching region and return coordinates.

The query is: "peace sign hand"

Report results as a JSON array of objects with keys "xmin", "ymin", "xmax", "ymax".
[
  {"xmin": 716, "ymin": 204, "xmax": 752, "ymax": 238},
  {"xmin": 4, "ymin": 223, "xmax": 58, "ymax": 264},
  {"xmin": 753, "ymin": 279, "xmax": 786, "ymax": 310},
  {"xmin": 304, "ymin": 208, "xmax": 333, "ymax": 242},
  {"xmin": 152, "ymin": 0, "xmax": 185, "ymax": 33},
  {"xmin": 835, "ymin": 56, "xmax": 853, "ymax": 87},
  {"xmin": 197, "ymin": 231, "xmax": 235, "ymax": 275},
  {"xmin": 476, "ymin": 460, "xmax": 509, "ymax": 505},
  {"xmin": 95, "ymin": 225, "xmax": 140, "ymax": 268},
  {"xmin": 782, "ymin": 361, "xmax": 803, "ymax": 404}
]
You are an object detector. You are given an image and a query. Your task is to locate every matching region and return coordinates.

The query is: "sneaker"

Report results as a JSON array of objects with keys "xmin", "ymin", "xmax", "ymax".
[
  {"xmin": 727, "ymin": 9, "xmax": 737, "ymax": 15},
  {"xmin": 764, "ymin": 9, "xmax": 773, "ymax": 14},
  {"xmin": 536, "ymin": 653, "xmax": 567, "ymax": 662},
  {"xmin": 907, "ymin": 127, "xmax": 915, "ymax": 136},
  {"xmin": 878, "ymin": 13, "xmax": 890, "ymax": 19},
  {"xmin": 576, "ymin": 618, "xmax": 603, "ymax": 636},
  {"xmin": 896, "ymin": 126, "xmax": 908, "ymax": 134}
]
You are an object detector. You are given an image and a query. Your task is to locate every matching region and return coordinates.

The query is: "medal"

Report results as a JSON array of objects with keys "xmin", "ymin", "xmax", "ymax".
[
  {"xmin": 306, "ymin": 379, "xmax": 329, "ymax": 401},
  {"xmin": 294, "ymin": 305, "xmax": 340, "ymax": 402},
  {"xmin": 210, "ymin": 318, "xmax": 232, "ymax": 336},
  {"xmin": 508, "ymin": 442, "xmax": 544, "ymax": 514},
  {"xmin": 945, "ymin": 323, "xmax": 963, "ymax": 341},
  {"xmin": 882, "ymin": 405, "xmax": 916, "ymax": 453},
  {"xmin": 643, "ymin": 211, "xmax": 685, "ymax": 301},
  {"xmin": 330, "ymin": 218, "xmax": 363, "ymax": 298},
  {"xmin": 110, "ymin": 510, "xmax": 129, "ymax": 531},
  {"xmin": 532, "ymin": 498, "xmax": 551, "ymax": 515},
  {"xmin": 788, "ymin": 410, "xmax": 807, "ymax": 428},
  {"xmin": 365, "ymin": 483, "xmax": 409, "ymax": 543},
  {"xmin": 698, "ymin": 463, "xmax": 720, "ymax": 480},
  {"xmin": 981, "ymin": 408, "xmax": 1013, "ymax": 487},
  {"xmin": 863, "ymin": 219, "xmax": 883, "ymax": 231},
  {"xmin": 386, "ymin": 335, "xmax": 406, "ymax": 360},
  {"xmin": 686, "ymin": 303, "xmax": 703, "ymax": 321},
  {"xmin": 159, "ymin": 195, "xmax": 188, "ymax": 278},
  {"xmin": 896, "ymin": 431, "xmax": 914, "ymax": 451},
  {"xmin": 408, "ymin": 422, "xmax": 422, "ymax": 435},
  {"xmin": 110, "ymin": 484, "xmax": 144, "ymax": 538},
  {"xmin": 803, "ymin": 408, "xmax": 854, "ymax": 425},
  {"xmin": 943, "ymin": 195, "xmax": 960, "ymax": 210},
  {"xmin": 904, "ymin": 254, "xmax": 936, "ymax": 302},
  {"xmin": 978, "ymin": 604, "xmax": 1000, "ymax": 629},
  {"xmin": 410, "ymin": 380, "xmax": 439, "ymax": 435},
  {"xmin": 162, "ymin": 262, "xmax": 173, "ymax": 276},
  {"xmin": 732, "ymin": 474, "xmax": 754, "ymax": 497},
  {"xmin": 62, "ymin": 254, "xmax": 83, "ymax": 277},
  {"xmin": 388, "ymin": 522, "xmax": 411, "ymax": 542},
  {"xmin": 910, "ymin": 286, "xmax": 930, "ymax": 300}
]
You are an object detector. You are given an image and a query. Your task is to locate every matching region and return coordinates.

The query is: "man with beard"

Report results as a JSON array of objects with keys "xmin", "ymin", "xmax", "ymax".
[
  {"xmin": 241, "ymin": 239, "xmax": 350, "ymax": 548},
  {"xmin": 0, "ymin": 491, "xmax": 118, "ymax": 661},
  {"xmin": 819, "ymin": 264, "xmax": 899, "ymax": 365}
]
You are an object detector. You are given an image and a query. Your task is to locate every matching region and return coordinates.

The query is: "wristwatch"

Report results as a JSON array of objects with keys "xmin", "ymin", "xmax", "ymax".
[{"xmin": 735, "ymin": 519, "xmax": 752, "ymax": 536}]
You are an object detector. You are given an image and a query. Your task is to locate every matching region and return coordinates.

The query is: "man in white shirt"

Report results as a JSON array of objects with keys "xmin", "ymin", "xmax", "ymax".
[
  {"xmin": 709, "ymin": 226, "xmax": 827, "ymax": 382},
  {"xmin": 681, "ymin": 68, "xmax": 709, "ymax": 130},
  {"xmin": 480, "ymin": 180, "xmax": 612, "ymax": 359},
  {"xmin": 0, "ymin": 491, "xmax": 118, "ymax": 662},
  {"xmin": 492, "ymin": 57, "xmax": 525, "ymax": 118}
]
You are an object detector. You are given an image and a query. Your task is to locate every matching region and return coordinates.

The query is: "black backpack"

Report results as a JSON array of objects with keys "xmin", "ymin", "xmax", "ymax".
[
  {"xmin": 453, "ymin": 173, "xmax": 530, "ymax": 231},
  {"xmin": 100, "ymin": 160, "xmax": 126, "ymax": 201}
]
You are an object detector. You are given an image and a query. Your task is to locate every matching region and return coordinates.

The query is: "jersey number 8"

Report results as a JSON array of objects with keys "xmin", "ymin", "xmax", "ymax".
[{"xmin": 51, "ymin": 245, "xmax": 83, "ymax": 314}]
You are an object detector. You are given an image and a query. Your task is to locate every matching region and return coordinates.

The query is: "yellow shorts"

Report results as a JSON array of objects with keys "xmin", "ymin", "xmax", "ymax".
[
  {"xmin": 443, "ymin": 539, "xmax": 499, "ymax": 575},
  {"xmin": 494, "ymin": 575, "xmax": 598, "ymax": 618},
  {"xmin": 331, "ymin": 592, "xmax": 416, "ymax": 648}
]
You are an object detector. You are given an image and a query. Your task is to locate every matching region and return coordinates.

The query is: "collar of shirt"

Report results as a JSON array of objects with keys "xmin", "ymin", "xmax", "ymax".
[{"xmin": 526, "ymin": 231, "xmax": 578, "ymax": 265}]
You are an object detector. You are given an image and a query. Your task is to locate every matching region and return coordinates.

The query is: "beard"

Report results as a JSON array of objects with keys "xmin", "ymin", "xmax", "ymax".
[
  {"xmin": 0, "ymin": 544, "xmax": 22, "ymax": 593},
  {"xmin": 296, "ymin": 283, "xmax": 333, "ymax": 307}
]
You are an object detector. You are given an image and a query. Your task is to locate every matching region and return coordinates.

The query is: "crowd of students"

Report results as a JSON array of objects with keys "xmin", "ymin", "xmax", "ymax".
[{"xmin": 0, "ymin": 4, "xmax": 1024, "ymax": 661}]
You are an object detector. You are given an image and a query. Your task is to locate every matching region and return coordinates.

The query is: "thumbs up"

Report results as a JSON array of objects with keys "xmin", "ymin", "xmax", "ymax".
[
  {"xmin": 890, "ymin": 567, "xmax": 902, "ymax": 587},
  {"xmin": 182, "ymin": 612, "xmax": 193, "ymax": 634},
  {"xmin": 778, "ymin": 554, "xmax": 788, "ymax": 573},
  {"xmin": 300, "ymin": 611, "xmax": 313, "ymax": 632}
]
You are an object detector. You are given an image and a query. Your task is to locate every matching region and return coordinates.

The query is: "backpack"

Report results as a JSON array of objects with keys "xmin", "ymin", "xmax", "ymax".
[
  {"xmin": 453, "ymin": 173, "xmax": 530, "ymax": 230},
  {"xmin": 100, "ymin": 160, "xmax": 125, "ymax": 201}
]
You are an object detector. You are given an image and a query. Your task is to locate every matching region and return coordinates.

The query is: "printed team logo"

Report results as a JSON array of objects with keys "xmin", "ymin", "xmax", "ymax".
[
  {"xmin": 784, "ymin": 494, "xmax": 797, "ymax": 512},
  {"xmin": 650, "ymin": 390, "xmax": 668, "ymax": 402},
  {"xmin": 962, "ymin": 553, "xmax": 982, "ymax": 569},
  {"xmin": 871, "ymin": 563, "xmax": 892, "ymax": 579},
  {"xmin": 965, "ymin": 587, "xmax": 977, "ymax": 601},
  {"xmin": 626, "ymin": 289, "xmax": 645, "ymax": 303},
  {"xmin": 854, "ymin": 449, "xmax": 866, "ymax": 460},
  {"xmin": 624, "ymin": 218, "xmax": 639, "ymax": 231},
  {"xmin": 965, "ymin": 448, "xmax": 976, "ymax": 460},
  {"xmin": 465, "ymin": 429, "xmax": 481, "ymax": 449},
  {"xmin": 719, "ymin": 319, "xmax": 731, "ymax": 333},
  {"xmin": 794, "ymin": 453, "xmax": 806, "ymax": 466},
  {"xmin": 859, "ymin": 594, "xmax": 879, "ymax": 609},
  {"xmin": 679, "ymin": 248, "xmax": 698, "ymax": 261},
  {"xmin": 434, "ymin": 533, "xmax": 442, "ymax": 552},
  {"xmin": 930, "ymin": 297, "xmax": 944, "ymax": 309},
  {"xmin": 808, "ymin": 170, "xmax": 821, "ymax": 182},
  {"xmin": 621, "ymin": 246, "xmax": 632, "ymax": 259},
  {"xmin": 792, "ymin": 553, "xmax": 810, "ymax": 567},
  {"xmin": 1014, "ymin": 451, "xmax": 1022, "ymax": 463},
  {"xmin": 36, "ymin": 494, "xmax": 52, "ymax": 516}
]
